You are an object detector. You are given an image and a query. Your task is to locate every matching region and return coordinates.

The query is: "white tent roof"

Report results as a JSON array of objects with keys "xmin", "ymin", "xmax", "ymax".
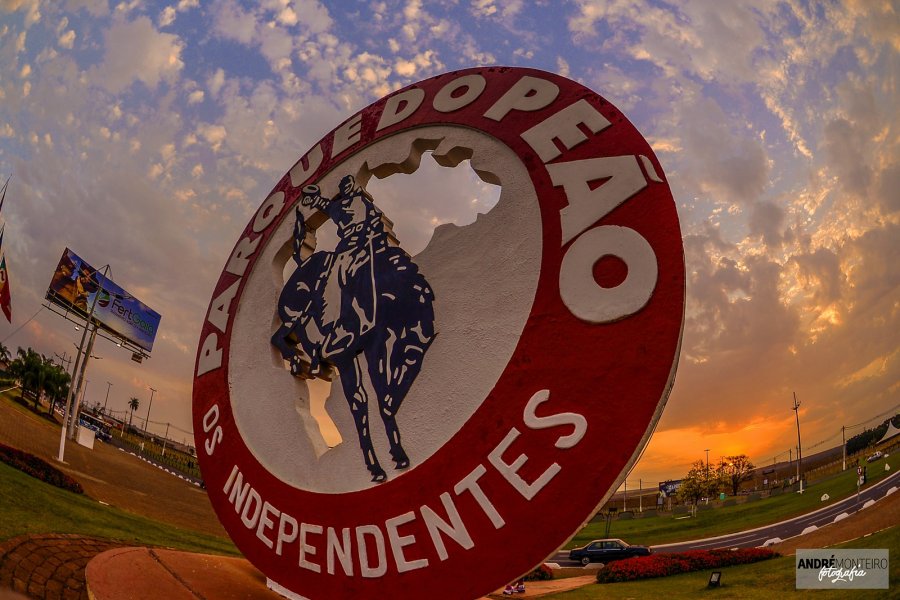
[{"xmin": 878, "ymin": 421, "xmax": 900, "ymax": 444}]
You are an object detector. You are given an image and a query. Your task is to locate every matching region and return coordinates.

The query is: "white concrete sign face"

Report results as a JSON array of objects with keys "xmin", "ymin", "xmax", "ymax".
[{"xmin": 193, "ymin": 67, "xmax": 685, "ymax": 600}]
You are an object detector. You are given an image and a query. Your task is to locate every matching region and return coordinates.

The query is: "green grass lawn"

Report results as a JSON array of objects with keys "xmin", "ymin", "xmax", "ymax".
[
  {"xmin": 570, "ymin": 458, "xmax": 896, "ymax": 548},
  {"xmin": 0, "ymin": 387, "xmax": 54, "ymax": 423},
  {"xmin": 0, "ymin": 461, "xmax": 238, "ymax": 556},
  {"xmin": 548, "ymin": 525, "xmax": 898, "ymax": 599}
]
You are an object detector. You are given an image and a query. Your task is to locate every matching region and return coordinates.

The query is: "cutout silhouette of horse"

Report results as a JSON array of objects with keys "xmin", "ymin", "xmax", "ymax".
[{"xmin": 271, "ymin": 175, "xmax": 436, "ymax": 482}]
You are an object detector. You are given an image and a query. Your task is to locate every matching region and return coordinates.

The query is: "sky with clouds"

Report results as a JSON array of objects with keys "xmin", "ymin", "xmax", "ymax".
[{"xmin": 0, "ymin": 0, "xmax": 897, "ymax": 486}]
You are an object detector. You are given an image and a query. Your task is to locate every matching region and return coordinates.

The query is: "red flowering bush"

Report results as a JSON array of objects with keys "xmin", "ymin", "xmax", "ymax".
[
  {"xmin": 596, "ymin": 548, "xmax": 778, "ymax": 583},
  {"xmin": 524, "ymin": 563, "xmax": 554, "ymax": 581},
  {"xmin": 0, "ymin": 443, "xmax": 84, "ymax": 494}
]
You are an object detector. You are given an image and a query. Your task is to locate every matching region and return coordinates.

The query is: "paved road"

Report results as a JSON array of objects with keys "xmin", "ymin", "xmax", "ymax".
[{"xmin": 550, "ymin": 469, "xmax": 899, "ymax": 565}]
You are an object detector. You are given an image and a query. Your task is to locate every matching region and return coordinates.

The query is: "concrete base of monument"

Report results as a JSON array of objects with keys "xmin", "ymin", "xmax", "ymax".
[{"xmin": 85, "ymin": 546, "xmax": 284, "ymax": 599}]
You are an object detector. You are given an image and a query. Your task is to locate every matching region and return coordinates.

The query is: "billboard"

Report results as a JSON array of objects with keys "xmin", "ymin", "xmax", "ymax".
[
  {"xmin": 46, "ymin": 248, "xmax": 161, "ymax": 352},
  {"xmin": 659, "ymin": 479, "xmax": 683, "ymax": 497}
]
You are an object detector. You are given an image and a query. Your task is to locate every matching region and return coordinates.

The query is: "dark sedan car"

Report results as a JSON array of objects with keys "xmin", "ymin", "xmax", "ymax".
[{"xmin": 569, "ymin": 538, "xmax": 651, "ymax": 566}]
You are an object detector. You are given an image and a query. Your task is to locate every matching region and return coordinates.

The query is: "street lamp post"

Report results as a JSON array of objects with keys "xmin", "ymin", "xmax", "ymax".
[
  {"xmin": 80, "ymin": 380, "xmax": 89, "ymax": 412},
  {"xmin": 841, "ymin": 426, "xmax": 846, "ymax": 471},
  {"xmin": 103, "ymin": 381, "xmax": 112, "ymax": 415},
  {"xmin": 792, "ymin": 392, "xmax": 803, "ymax": 494},
  {"xmin": 161, "ymin": 422, "xmax": 170, "ymax": 456},
  {"xmin": 143, "ymin": 387, "xmax": 156, "ymax": 438},
  {"xmin": 705, "ymin": 448, "xmax": 710, "ymax": 501}
]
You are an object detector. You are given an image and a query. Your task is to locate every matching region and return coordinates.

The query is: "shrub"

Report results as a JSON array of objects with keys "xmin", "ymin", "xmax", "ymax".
[
  {"xmin": 0, "ymin": 443, "xmax": 84, "ymax": 494},
  {"xmin": 524, "ymin": 563, "xmax": 553, "ymax": 581},
  {"xmin": 596, "ymin": 547, "xmax": 778, "ymax": 583}
]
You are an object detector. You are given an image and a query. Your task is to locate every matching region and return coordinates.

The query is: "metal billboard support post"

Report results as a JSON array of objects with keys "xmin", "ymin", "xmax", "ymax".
[
  {"xmin": 56, "ymin": 264, "xmax": 109, "ymax": 463},
  {"xmin": 68, "ymin": 328, "xmax": 97, "ymax": 440}
]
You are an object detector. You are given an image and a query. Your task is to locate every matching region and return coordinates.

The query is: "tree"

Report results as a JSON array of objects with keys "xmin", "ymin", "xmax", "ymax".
[
  {"xmin": 0, "ymin": 342, "xmax": 11, "ymax": 366},
  {"xmin": 6, "ymin": 347, "xmax": 69, "ymax": 416},
  {"xmin": 10, "ymin": 347, "xmax": 47, "ymax": 410},
  {"xmin": 676, "ymin": 460, "xmax": 722, "ymax": 505},
  {"xmin": 42, "ymin": 363, "xmax": 71, "ymax": 416},
  {"xmin": 847, "ymin": 415, "xmax": 899, "ymax": 455},
  {"xmin": 128, "ymin": 397, "xmax": 140, "ymax": 428},
  {"xmin": 717, "ymin": 454, "xmax": 756, "ymax": 496}
]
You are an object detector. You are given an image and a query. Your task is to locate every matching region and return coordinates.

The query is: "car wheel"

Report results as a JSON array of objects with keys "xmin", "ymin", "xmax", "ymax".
[{"xmin": 581, "ymin": 556, "xmax": 591, "ymax": 566}]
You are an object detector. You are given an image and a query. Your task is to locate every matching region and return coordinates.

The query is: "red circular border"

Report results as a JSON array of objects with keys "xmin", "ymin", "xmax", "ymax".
[{"xmin": 193, "ymin": 67, "xmax": 684, "ymax": 599}]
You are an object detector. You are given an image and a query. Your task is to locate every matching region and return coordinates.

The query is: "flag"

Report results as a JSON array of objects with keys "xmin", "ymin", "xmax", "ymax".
[
  {"xmin": 0, "ymin": 225, "xmax": 9, "ymax": 323},
  {"xmin": 0, "ymin": 254, "xmax": 10, "ymax": 323}
]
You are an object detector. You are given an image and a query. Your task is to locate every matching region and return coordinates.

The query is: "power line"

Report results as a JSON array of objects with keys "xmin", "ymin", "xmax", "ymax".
[
  {"xmin": 1, "ymin": 305, "xmax": 45, "ymax": 344},
  {"xmin": 98, "ymin": 408, "xmax": 195, "ymax": 436},
  {"xmin": 845, "ymin": 402, "xmax": 900, "ymax": 430}
]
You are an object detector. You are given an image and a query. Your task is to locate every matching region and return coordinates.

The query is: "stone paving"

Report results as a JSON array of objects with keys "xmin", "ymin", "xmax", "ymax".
[{"xmin": 0, "ymin": 534, "xmax": 122, "ymax": 600}]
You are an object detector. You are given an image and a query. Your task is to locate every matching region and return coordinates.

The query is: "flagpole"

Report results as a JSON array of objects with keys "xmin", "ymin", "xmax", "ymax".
[{"xmin": 0, "ymin": 175, "xmax": 8, "ymax": 214}]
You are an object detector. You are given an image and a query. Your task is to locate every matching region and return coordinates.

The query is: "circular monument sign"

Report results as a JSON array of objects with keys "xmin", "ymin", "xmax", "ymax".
[{"xmin": 193, "ymin": 66, "xmax": 684, "ymax": 599}]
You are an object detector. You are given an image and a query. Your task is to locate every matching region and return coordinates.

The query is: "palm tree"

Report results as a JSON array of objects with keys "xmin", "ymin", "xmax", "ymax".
[
  {"xmin": 0, "ymin": 342, "xmax": 11, "ymax": 368},
  {"xmin": 128, "ymin": 396, "xmax": 140, "ymax": 428},
  {"xmin": 6, "ymin": 350, "xmax": 23, "ymax": 386},
  {"xmin": 43, "ymin": 364, "xmax": 70, "ymax": 416},
  {"xmin": 11, "ymin": 347, "xmax": 45, "ymax": 410}
]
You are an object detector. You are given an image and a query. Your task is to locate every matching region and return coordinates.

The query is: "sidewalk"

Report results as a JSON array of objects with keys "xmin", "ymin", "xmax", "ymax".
[
  {"xmin": 483, "ymin": 575, "xmax": 595, "ymax": 598},
  {"xmin": 0, "ymin": 534, "xmax": 123, "ymax": 600},
  {"xmin": 85, "ymin": 547, "xmax": 282, "ymax": 600}
]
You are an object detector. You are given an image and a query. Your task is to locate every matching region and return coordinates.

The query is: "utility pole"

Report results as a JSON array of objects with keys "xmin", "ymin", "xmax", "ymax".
[
  {"xmin": 103, "ymin": 381, "xmax": 112, "ymax": 416},
  {"xmin": 51, "ymin": 352, "xmax": 73, "ymax": 415},
  {"xmin": 792, "ymin": 392, "xmax": 803, "ymax": 494},
  {"xmin": 53, "ymin": 352, "xmax": 72, "ymax": 375},
  {"xmin": 143, "ymin": 387, "xmax": 156, "ymax": 438},
  {"xmin": 623, "ymin": 480, "xmax": 627, "ymax": 512},
  {"xmin": 842, "ymin": 426, "xmax": 846, "ymax": 471}
]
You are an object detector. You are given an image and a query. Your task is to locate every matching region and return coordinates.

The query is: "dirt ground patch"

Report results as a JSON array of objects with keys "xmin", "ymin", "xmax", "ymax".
[{"xmin": 0, "ymin": 396, "xmax": 226, "ymax": 539}]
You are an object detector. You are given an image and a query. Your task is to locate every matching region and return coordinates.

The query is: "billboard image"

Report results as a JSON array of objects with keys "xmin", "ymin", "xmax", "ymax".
[
  {"xmin": 659, "ymin": 479, "xmax": 683, "ymax": 497},
  {"xmin": 46, "ymin": 248, "xmax": 161, "ymax": 352}
]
